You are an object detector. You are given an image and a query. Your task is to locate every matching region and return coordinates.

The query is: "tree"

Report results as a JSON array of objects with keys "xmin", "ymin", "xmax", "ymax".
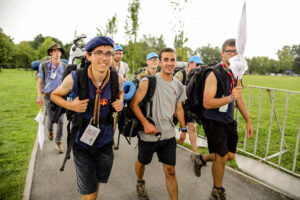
[
  {"xmin": 124, "ymin": 0, "xmax": 141, "ymax": 72},
  {"xmin": 277, "ymin": 46, "xmax": 293, "ymax": 73},
  {"xmin": 96, "ymin": 14, "xmax": 118, "ymax": 39},
  {"xmin": 291, "ymin": 44, "xmax": 300, "ymax": 74},
  {"xmin": 195, "ymin": 44, "xmax": 222, "ymax": 65},
  {"xmin": 171, "ymin": 0, "xmax": 189, "ymax": 61},
  {"xmin": 37, "ymin": 37, "xmax": 54, "ymax": 59},
  {"xmin": 0, "ymin": 28, "xmax": 15, "ymax": 67},
  {"xmin": 13, "ymin": 41, "xmax": 37, "ymax": 69},
  {"xmin": 30, "ymin": 34, "xmax": 45, "ymax": 50},
  {"xmin": 124, "ymin": 0, "xmax": 140, "ymax": 43}
]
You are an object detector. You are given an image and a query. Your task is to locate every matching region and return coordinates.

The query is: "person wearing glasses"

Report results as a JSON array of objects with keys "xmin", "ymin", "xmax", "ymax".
[
  {"xmin": 174, "ymin": 55, "xmax": 204, "ymax": 159},
  {"xmin": 112, "ymin": 44, "xmax": 130, "ymax": 81},
  {"xmin": 192, "ymin": 38, "xmax": 253, "ymax": 200},
  {"xmin": 135, "ymin": 52, "xmax": 159, "ymax": 81},
  {"xmin": 51, "ymin": 36, "xmax": 124, "ymax": 200}
]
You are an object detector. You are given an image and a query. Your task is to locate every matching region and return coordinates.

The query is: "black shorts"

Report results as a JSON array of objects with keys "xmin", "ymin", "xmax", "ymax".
[
  {"xmin": 202, "ymin": 118, "xmax": 238, "ymax": 157},
  {"xmin": 138, "ymin": 137, "xmax": 177, "ymax": 166},
  {"xmin": 73, "ymin": 142, "xmax": 114, "ymax": 195}
]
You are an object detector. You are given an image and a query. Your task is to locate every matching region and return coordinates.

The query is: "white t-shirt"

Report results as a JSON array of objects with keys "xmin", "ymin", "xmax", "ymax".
[{"xmin": 117, "ymin": 61, "xmax": 129, "ymax": 79}]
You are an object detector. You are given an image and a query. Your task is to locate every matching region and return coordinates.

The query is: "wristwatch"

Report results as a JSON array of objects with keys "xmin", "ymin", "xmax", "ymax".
[{"xmin": 179, "ymin": 127, "xmax": 187, "ymax": 132}]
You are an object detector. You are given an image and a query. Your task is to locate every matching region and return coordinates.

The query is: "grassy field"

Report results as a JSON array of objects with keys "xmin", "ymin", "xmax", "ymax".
[
  {"xmin": 0, "ymin": 69, "xmax": 38, "ymax": 200},
  {"xmin": 196, "ymin": 74, "xmax": 300, "ymax": 175}
]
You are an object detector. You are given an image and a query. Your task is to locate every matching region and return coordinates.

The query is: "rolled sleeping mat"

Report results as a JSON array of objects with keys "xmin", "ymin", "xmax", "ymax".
[
  {"xmin": 123, "ymin": 81, "xmax": 136, "ymax": 102},
  {"xmin": 31, "ymin": 59, "xmax": 68, "ymax": 71},
  {"xmin": 31, "ymin": 61, "xmax": 40, "ymax": 71},
  {"xmin": 60, "ymin": 59, "xmax": 69, "ymax": 65}
]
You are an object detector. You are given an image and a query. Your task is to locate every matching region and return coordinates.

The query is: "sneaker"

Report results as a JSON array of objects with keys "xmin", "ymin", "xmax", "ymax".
[
  {"xmin": 56, "ymin": 142, "xmax": 64, "ymax": 154},
  {"xmin": 48, "ymin": 130, "xmax": 53, "ymax": 140},
  {"xmin": 210, "ymin": 187, "xmax": 226, "ymax": 200},
  {"xmin": 136, "ymin": 180, "xmax": 150, "ymax": 200},
  {"xmin": 191, "ymin": 153, "xmax": 206, "ymax": 177}
]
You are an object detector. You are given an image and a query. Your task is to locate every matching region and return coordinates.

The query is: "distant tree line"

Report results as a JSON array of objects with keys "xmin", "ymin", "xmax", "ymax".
[{"xmin": 1, "ymin": 0, "xmax": 299, "ymax": 74}]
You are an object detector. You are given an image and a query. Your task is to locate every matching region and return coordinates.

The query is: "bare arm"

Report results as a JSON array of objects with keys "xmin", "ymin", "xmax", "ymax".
[
  {"xmin": 37, "ymin": 78, "xmax": 44, "ymax": 108},
  {"xmin": 130, "ymin": 80, "xmax": 158, "ymax": 135},
  {"xmin": 237, "ymin": 96, "xmax": 253, "ymax": 138},
  {"xmin": 51, "ymin": 74, "xmax": 89, "ymax": 113},
  {"xmin": 203, "ymin": 72, "xmax": 242, "ymax": 109},
  {"xmin": 175, "ymin": 102, "xmax": 186, "ymax": 144}
]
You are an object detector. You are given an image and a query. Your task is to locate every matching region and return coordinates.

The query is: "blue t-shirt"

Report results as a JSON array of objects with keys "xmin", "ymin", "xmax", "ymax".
[
  {"xmin": 37, "ymin": 61, "xmax": 64, "ymax": 93},
  {"xmin": 71, "ymin": 71, "xmax": 118, "ymax": 148}
]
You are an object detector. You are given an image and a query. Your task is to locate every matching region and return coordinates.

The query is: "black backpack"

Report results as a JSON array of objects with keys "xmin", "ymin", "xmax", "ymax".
[
  {"xmin": 185, "ymin": 63, "xmax": 226, "ymax": 124},
  {"xmin": 60, "ymin": 65, "xmax": 119, "ymax": 171},
  {"xmin": 118, "ymin": 76, "xmax": 156, "ymax": 144}
]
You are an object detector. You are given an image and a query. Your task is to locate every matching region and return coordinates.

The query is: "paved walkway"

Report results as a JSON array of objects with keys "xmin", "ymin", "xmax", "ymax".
[{"xmin": 26, "ymin": 124, "xmax": 292, "ymax": 200}]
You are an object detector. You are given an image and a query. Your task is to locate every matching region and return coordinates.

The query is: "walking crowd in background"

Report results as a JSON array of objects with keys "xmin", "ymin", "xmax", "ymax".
[{"xmin": 36, "ymin": 36, "xmax": 252, "ymax": 200}]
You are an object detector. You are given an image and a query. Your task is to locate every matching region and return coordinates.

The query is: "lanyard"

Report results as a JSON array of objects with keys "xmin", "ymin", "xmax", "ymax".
[
  {"xmin": 221, "ymin": 63, "xmax": 235, "ymax": 94},
  {"xmin": 49, "ymin": 61, "xmax": 60, "ymax": 72}
]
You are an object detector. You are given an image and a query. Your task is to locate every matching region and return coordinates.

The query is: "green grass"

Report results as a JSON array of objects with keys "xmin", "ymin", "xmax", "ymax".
[
  {"xmin": 193, "ymin": 74, "xmax": 300, "ymax": 175},
  {"xmin": 0, "ymin": 69, "xmax": 38, "ymax": 200}
]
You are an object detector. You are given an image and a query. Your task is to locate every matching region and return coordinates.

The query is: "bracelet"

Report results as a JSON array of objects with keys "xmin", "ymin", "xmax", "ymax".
[
  {"xmin": 179, "ymin": 127, "xmax": 187, "ymax": 132},
  {"xmin": 38, "ymin": 96, "xmax": 43, "ymax": 100},
  {"xmin": 229, "ymin": 95, "xmax": 233, "ymax": 102}
]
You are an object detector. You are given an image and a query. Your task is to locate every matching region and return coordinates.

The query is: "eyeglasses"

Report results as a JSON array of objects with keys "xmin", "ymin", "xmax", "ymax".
[
  {"xmin": 90, "ymin": 51, "xmax": 113, "ymax": 58},
  {"xmin": 224, "ymin": 50, "xmax": 237, "ymax": 54},
  {"xmin": 150, "ymin": 58, "xmax": 158, "ymax": 62}
]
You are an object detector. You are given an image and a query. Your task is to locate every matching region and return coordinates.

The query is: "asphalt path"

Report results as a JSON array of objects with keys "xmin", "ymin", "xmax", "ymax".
[{"xmin": 29, "ymin": 120, "xmax": 290, "ymax": 200}]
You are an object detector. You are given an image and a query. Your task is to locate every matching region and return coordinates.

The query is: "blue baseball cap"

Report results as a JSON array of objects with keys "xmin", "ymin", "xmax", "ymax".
[
  {"xmin": 85, "ymin": 36, "xmax": 114, "ymax": 52},
  {"xmin": 114, "ymin": 44, "xmax": 123, "ymax": 51},
  {"xmin": 188, "ymin": 55, "xmax": 204, "ymax": 65},
  {"xmin": 146, "ymin": 52, "xmax": 158, "ymax": 60}
]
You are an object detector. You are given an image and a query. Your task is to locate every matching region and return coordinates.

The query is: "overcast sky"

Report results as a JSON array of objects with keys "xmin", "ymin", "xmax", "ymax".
[{"xmin": 0, "ymin": 0, "xmax": 300, "ymax": 60}]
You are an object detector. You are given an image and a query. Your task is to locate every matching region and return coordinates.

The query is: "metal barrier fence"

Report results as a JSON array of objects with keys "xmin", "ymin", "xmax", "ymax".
[{"xmin": 197, "ymin": 86, "xmax": 300, "ymax": 178}]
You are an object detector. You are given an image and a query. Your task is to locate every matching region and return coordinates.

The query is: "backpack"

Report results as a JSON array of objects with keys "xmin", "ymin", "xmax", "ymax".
[
  {"xmin": 185, "ymin": 63, "xmax": 226, "ymax": 124},
  {"xmin": 117, "ymin": 76, "xmax": 156, "ymax": 144},
  {"xmin": 60, "ymin": 65, "xmax": 119, "ymax": 171}
]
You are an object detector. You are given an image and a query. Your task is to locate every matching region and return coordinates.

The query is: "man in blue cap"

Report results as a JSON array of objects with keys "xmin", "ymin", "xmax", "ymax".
[
  {"xmin": 135, "ymin": 52, "xmax": 159, "ymax": 81},
  {"xmin": 112, "ymin": 44, "xmax": 130, "ymax": 81},
  {"xmin": 174, "ymin": 55, "xmax": 204, "ymax": 160},
  {"xmin": 51, "ymin": 36, "xmax": 124, "ymax": 200}
]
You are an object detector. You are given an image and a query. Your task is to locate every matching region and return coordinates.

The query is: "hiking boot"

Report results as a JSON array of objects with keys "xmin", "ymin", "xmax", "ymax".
[
  {"xmin": 210, "ymin": 187, "xmax": 226, "ymax": 200},
  {"xmin": 48, "ymin": 130, "xmax": 53, "ymax": 140},
  {"xmin": 56, "ymin": 142, "xmax": 64, "ymax": 154},
  {"xmin": 191, "ymin": 153, "xmax": 206, "ymax": 177},
  {"xmin": 136, "ymin": 180, "xmax": 150, "ymax": 200}
]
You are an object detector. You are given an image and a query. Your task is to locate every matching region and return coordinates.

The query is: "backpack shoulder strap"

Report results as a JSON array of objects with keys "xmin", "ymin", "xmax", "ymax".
[
  {"xmin": 42, "ymin": 62, "xmax": 47, "ymax": 81},
  {"xmin": 144, "ymin": 75, "xmax": 156, "ymax": 102},
  {"xmin": 62, "ymin": 62, "xmax": 68, "ymax": 70},
  {"xmin": 76, "ymin": 67, "xmax": 89, "ymax": 100},
  {"xmin": 181, "ymin": 69, "xmax": 187, "ymax": 85},
  {"xmin": 211, "ymin": 65, "xmax": 226, "ymax": 94},
  {"xmin": 110, "ymin": 68, "xmax": 119, "ymax": 103}
]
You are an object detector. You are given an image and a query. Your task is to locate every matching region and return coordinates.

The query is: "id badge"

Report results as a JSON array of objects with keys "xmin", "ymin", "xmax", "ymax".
[
  {"xmin": 219, "ymin": 104, "xmax": 228, "ymax": 113},
  {"xmin": 80, "ymin": 123, "xmax": 100, "ymax": 146},
  {"xmin": 50, "ymin": 71, "xmax": 56, "ymax": 79}
]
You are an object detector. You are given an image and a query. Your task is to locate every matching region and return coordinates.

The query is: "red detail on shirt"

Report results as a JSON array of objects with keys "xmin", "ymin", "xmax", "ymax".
[
  {"xmin": 99, "ymin": 98, "xmax": 108, "ymax": 106},
  {"xmin": 221, "ymin": 63, "xmax": 235, "ymax": 94}
]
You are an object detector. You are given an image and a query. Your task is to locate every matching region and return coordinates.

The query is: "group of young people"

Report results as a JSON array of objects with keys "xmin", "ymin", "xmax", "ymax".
[{"xmin": 36, "ymin": 36, "xmax": 253, "ymax": 200}]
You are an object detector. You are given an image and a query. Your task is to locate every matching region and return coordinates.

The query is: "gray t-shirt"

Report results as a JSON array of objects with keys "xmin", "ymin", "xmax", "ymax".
[{"xmin": 138, "ymin": 73, "xmax": 187, "ymax": 142}]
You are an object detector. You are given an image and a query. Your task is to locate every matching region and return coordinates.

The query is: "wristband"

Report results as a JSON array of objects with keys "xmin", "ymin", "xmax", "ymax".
[
  {"xmin": 180, "ymin": 127, "xmax": 187, "ymax": 132},
  {"xmin": 229, "ymin": 95, "xmax": 233, "ymax": 103},
  {"xmin": 38, "ymin": 96, "xmax": 43, "ymax": 100}
]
